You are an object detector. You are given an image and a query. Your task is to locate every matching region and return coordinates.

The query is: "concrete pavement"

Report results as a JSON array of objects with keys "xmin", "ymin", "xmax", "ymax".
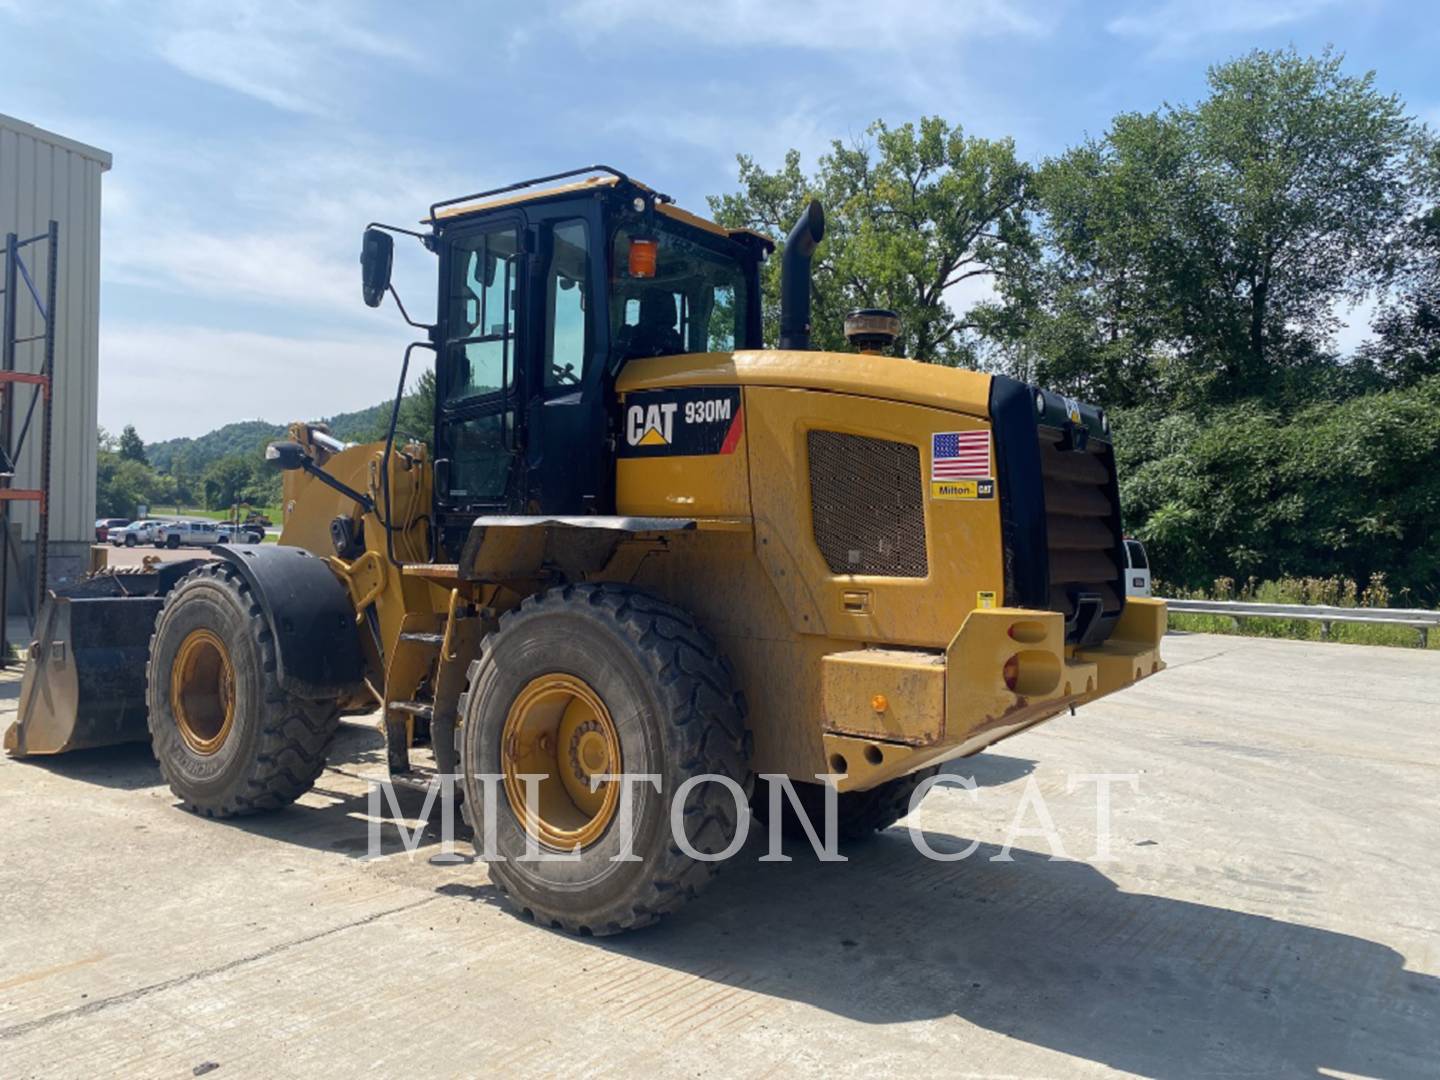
[{"xmin": 1, "ymin": 632, "xmax": 1437, "ymax": 1078}]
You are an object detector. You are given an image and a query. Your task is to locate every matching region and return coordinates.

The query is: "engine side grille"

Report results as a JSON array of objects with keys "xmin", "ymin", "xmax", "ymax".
[
  {"xmin": 808, "ymin": 430, "xmax": 928, "ymax": 577},
  {"xmin": 1037, "ymin": 427, "xmax": 1123, "ymax": 618}
]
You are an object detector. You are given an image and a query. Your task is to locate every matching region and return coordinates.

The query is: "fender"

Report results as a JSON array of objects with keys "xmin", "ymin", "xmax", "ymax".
[
  {"xmin": 212, "ymin": 544, "xmax": 366, "ymax": 698},
  {"xmin": 457, "ymin": 515, "xmax": 697, "ymax": 584}
]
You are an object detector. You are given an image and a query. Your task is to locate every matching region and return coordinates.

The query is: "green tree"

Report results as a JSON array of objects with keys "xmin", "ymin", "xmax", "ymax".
[
  {"xmin": 95, "ymin": 430, "xmax": 172, "ymax": 517},
  {"xmin": 357, "ymin": 367, "xmax": 437, "ymax": 447},
  {"xmin": 708, "ymin": 117, "xmax": 1033, "ymax": 363},
  {"xmin": 1114, "ymin": 378, "xmax": 1440, "ymax": 600},
  {"xmin": 1365, "ymin": 146, "xmax": 1440, "ymax": 384},
  {"xmin": 169, "ymin": 446, "xmax": 197, "ymax": 509},
  {"xmin": 201, "ymin": 454, "xmax": 257, "ymax": 510},
  {"xmin": 117, "ymin": 424, "xmax": 147, "ymax": 464},
  {"xmin": 1007, "ymin": 48, "xmax": 1429, "ymax": 408},
  {"xmin": 397, "ymin": 367, "xmax": 436, "ymax": 446}
]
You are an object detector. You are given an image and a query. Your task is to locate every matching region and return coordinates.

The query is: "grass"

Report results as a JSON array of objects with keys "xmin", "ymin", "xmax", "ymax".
[
  {"xmin": 164, "ymin": 505, "xmax": 283, "ymax": 525},
  {"xmin": 1167, "ymin": 612, "xmax": 1435, "ymax": 649},
  {"xmin": 1162, "ymin": 574, "xmax": 1438, "ymax": 650}
]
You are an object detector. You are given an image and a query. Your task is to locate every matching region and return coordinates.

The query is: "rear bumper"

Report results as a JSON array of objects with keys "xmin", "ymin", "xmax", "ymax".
[{"xmin": 820, "ymin": 598, "xmax": 1166, "ymax": 791}]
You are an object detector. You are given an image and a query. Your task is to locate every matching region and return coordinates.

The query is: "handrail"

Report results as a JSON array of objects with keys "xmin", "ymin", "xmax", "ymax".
[{"xmin": 427, "ymin": 165, "xmax": 633, "ymax": 224}]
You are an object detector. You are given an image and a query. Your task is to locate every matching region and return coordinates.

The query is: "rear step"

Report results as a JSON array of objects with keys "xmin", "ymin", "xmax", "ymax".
[
  {"xmin": 398, "ymin": 632, "xmax": 444, "ymax": 647},
  {"xmin": 388, "ymin": 700, "xmax": 434, "ymax": 720}
]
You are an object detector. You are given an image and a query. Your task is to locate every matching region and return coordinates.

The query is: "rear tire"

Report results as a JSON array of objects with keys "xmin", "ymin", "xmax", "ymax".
[
  {"xmin": 460, "ymin": 583, "xmax": 752, "ymax": 935},
  {"xmin": 146, "ymin": 562, "xmax": 340, "ymax": 817}
]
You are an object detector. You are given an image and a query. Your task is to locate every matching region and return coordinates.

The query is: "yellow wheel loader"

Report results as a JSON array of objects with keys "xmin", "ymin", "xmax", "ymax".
[{"xmin": 6, "ymin": 166, "xmax": 1165, "ymax": 933}]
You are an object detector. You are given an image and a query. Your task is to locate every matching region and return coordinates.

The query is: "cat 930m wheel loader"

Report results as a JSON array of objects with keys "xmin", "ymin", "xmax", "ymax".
[{"xmin": 6, "ymin": 166, "xmax": 1165, "ymax": 933}]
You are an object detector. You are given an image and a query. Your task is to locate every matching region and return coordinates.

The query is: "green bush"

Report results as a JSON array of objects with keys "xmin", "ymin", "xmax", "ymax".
[{"xmin": 1116, "ymin": 376, "xmax": 1440, "ymax": 606}]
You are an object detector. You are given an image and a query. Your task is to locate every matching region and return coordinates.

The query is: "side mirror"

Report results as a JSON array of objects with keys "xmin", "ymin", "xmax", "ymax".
[
  {"xmin": 265, "ymin": 441, "xmax": 307, "ymax": 471},
  {"xmin": 361, "ymin": 227, "xmax": 394, "ymax": 308}
]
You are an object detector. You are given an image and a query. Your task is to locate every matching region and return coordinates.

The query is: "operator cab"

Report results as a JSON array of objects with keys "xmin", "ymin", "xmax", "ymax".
[{"xmin": 393, "ymin": 168, "xmax": 770, "ymax": 558}]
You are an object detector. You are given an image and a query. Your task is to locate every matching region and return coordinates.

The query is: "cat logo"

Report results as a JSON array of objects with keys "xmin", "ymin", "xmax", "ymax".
[
  {"xmin": 626, "ymin": 402, "xmax": 678, "ymax": 447},
  {"xmin": 1063, "ymin": 396, "xmax": 1083, "ymax": 424},
  {"xmin": 617, "ymin": 386, "xmax": 743, "ymax": 458}
]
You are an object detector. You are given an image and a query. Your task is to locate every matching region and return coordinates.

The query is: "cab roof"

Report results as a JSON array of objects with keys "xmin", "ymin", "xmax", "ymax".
[{"xmin": 426, "ymin": 166, "xmax": 772, "ymax": 250}]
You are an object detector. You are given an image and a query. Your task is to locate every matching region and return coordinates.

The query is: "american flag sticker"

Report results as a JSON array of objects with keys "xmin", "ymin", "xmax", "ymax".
[{"xmin": 931, "ymin": 430, "xmax": 994, "ymax": 500}]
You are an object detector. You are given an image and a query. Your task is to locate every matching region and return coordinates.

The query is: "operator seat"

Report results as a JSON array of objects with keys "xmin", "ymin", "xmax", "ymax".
[{"xmin": 620, "ymin": 292, "xmax": 684, "ymax": 359}]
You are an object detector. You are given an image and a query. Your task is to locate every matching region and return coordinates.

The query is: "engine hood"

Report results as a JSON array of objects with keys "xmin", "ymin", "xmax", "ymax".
[{"xmin": 616, "ymin": 350, "xmax": 993, "ymax": 419}]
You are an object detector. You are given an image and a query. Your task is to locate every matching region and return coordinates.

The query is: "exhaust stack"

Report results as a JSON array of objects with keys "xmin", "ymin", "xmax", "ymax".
[{"xmin": 779, "ymin": 200, "xmax": 825, "ymax": 351}]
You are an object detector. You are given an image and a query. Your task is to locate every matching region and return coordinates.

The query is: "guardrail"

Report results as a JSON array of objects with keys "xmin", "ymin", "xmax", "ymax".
[{"xmin": 1162, "ymin": 598, "xmax": 1440, "ymax": 648}]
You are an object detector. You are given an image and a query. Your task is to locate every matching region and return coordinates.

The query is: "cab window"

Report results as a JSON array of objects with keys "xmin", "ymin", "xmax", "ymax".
[
  {"xmin": 444, "ymin": 226, "xmax": 520, "ymax": 403},
  {"xmin": 610, "ymin": 223, "xmax": 748, "ymax": 365},
  {"xmin": 544, "ymin": 219, "xmax": 591, "ymax": 390}
]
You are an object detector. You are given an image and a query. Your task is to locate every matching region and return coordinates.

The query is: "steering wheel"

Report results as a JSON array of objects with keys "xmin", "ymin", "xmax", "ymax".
[{"xmin": 551, "ymin": 362, "xmax": 579, "ymax": 386}]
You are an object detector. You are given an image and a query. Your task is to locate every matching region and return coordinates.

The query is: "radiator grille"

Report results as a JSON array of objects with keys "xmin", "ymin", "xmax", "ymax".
[
  {"xmin": 808, "ymin": 430, "xmax": 928, "ymax": 577},
  {"xmin": 1037, "ymin": 428, "xmax": 1123, "ymax": 619}
]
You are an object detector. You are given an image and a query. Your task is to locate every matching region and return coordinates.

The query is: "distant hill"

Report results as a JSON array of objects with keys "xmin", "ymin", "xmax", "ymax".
[
  {"xmin": 146, "ymin": 401, "xmax": 391, "ymax": 475},
  {"xmin": 146, "ymin": 420, "xmax": 284, "ymax": 474}
]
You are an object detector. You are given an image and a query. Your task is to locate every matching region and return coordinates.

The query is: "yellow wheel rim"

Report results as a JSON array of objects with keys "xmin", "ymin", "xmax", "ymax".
[
  {"xmin": 171, "ymin": 628, "xmax": 236, "ymax": 756},
  {"xmin": 501, "ymin": 674, "xmax": 621, "ymax": 851}
]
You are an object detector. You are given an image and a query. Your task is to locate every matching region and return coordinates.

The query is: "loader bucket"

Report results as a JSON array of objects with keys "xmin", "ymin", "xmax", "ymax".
[{"xmin": 4, "ymin": 564, "xmax": 199, "ymax": 758}]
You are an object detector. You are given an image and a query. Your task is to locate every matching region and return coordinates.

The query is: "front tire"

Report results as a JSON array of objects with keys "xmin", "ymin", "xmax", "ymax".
[
  {"xmin": 166, "ymin": 535, "xmax": 181, "ymax": 549},
  {"xmin": 146, "ymin": 562, "xmax": 340, "ymax": 817},
  {"xmin": 124, "ymin": 535, "xmax": 137, "ymax": 547},
  {"xmin": 460, "ymin": 583, "xmax": 752, "ymax": 935}
]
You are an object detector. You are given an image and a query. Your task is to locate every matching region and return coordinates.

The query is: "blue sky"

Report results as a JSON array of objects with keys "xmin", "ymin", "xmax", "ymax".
[{"xmin": 2, "ymin": 0, "xmax": 1436, "ymax": 440}]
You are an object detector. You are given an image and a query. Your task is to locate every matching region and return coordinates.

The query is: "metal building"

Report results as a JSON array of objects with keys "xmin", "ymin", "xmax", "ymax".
[{"xmin": 0, "ymin": 113, "xmax": 110, "ymax": 609}]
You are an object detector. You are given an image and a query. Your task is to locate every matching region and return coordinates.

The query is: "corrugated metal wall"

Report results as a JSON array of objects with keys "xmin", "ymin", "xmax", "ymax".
[{"xmin": 0, "ymin": 113, "xmax": 108, "ymax": 544}]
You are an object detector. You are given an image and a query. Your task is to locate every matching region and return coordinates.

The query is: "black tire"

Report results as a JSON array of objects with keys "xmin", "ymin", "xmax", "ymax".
[
  {"xmin": 460, "ymin": 583, "xmax": 752, "ymax": 935},
  {"xmin": 765, "ymin": 767, "xmax": 942, "ymax": 843},
  {"xmin": 166, "ymin": 534, "xmax": 181, "ymax": 549},
  {"xmin": 124, "ymin": 535, "xmax": 137, "ymax": 547},
  {"xmin": 146, "ymin": 561, "xmax": 340, "ymax": 818}
]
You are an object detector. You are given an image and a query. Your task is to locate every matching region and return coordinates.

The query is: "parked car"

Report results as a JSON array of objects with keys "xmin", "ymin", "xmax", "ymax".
[
  {"xmin": 111, "ymin": 519, "xmax": 170, "ymax": 547},
  {"xmin": 216, "ymin": 523, "xmax": 265, "ymax": 544},
  {"xmin": 155, "ymin": 520, "xmax": 221, "ymax": 549},
  {"xmin": 94, "ymin": 517, "xmax": 130, "ymax": 542},
  {"xmin": 1124, "ymin": 538, "xmax": 1152, "ymax": 597}
]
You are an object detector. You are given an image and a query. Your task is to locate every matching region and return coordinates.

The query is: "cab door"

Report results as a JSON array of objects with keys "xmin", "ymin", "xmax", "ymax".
[
  {"xmin": 433, "ymin": 215, "xmax": 527, "ymax": 543},
  {"xmin": 520, "ymin": 207, "xmax": 609, "ymax": 514}
]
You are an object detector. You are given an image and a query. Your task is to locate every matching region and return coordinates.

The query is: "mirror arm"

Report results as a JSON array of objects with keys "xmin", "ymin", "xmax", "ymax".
[{"xmin": 387, "ymin": 284, "xmax": 433, "ymax": 331}]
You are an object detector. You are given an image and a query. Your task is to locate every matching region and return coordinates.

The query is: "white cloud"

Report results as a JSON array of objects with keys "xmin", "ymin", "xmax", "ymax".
[
  {"xmin": 153, "ymin": 0, "xmax": 421, "ymax": 115},
  {"xmin": 602, "ymin": 92, "xmax": 842, "ymax": 176},
  {"xmin": 100, "ymin": 322, "xmax": 420, "ymax": 440},
  {"xmin": 99, "ymin": 131, "xmax": 470, "ymax": 322},
  {"xmin": 564, "ymin": 0, "xmax": 1054, "ymax": 49},
  {"xmin": 1106, "ymin": 0, "xmax": 1339, "ymax": 55}
]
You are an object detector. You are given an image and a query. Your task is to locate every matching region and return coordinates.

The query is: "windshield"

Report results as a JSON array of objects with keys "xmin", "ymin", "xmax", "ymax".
[{"xmin": 610, "ymin": 220, "xmax": 749, "ymax": 366}]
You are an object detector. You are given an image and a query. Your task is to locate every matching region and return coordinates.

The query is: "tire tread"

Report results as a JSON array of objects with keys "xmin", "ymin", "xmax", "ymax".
[
  {"xmin": 467, "ymin": 582, "xmax": 751, "ymax": 934},
  {"xmin": 146, "ymin": 561, "xmax": 340, "ymax": 818}
]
